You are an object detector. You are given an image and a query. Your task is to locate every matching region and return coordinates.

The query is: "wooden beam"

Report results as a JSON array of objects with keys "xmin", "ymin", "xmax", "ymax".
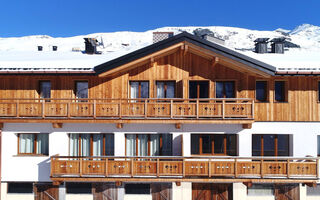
[
  {"xmin": 116, "ymin": 123, "xmax": 123, "ymax": 129},
  {"xmin": 175, "ymin": 123, "xmax": 181, "ymax": 129},
  {"xmin": 244, "ymin": 182, "xmax": 253, "ymax": 188},
  {"xmin": 212, "ymin": 57, "xmax": 219, "ymax": 67},
  {"xmin": 184, "ymin": 44, "xmax": 188, "ymax": 55},
  {"xmin": 306, "ymin": 182, "xmax": 317, "ymax": 187},
  {"xmin": 52, "ymin": 123, "xmax": 63, "ymax": 129},
  {"xmin": 115, "ymin": 181, "xmax": 122, "ymax": 187},
  {"xmin": 175, "ymin": 181, "xmax": 181, "ymax": 186},
  {"xmin": 52, "ymin": 181, "xmax": 62, "ymax": 186},
  {"xmin": 242, "ymin": 123, "xmax": 252, "ymax": 129}
]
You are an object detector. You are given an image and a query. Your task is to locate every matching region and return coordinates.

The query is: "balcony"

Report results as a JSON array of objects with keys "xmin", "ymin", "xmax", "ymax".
[
  {"xmin": 50, "ymin": 156, "xmax": 318, "ymax": 184},
  {"xmin": 0, "ymin": 98, "xmax": 254, "ymax": 124}
]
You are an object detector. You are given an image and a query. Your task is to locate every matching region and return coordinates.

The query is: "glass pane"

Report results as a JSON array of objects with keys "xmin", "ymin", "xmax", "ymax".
[
  {"xmin": 105, "ymin": 134, "xmax": 114, "ymax": 156},
  {"xmin": 225, "ymin": 81, "xmax": 235, "ymax": 98},
  {"xmin": 275, "ymin": 81, "xmax": 285, "ymax": 102},
  {"xmin": 150, "ymin": 135, "xmax": 160, "ymax": 156},
  {"xmin": 81, "ymin": 134, "xmax": 90, "ymax": 156},
  {"xmin": 138, "ymin": 135, "xmax": 148, "ymax": 156},
  {"xmin": 202, "ymin": 135, "xmax": 212, "ymax": 154},
  {"xmin": 156, "ymin": 82, "xmax": 165, "ymax": 98},
  {"xmin": 19, "ymin": 134, "xmax": 35, "ymax": 154},
  {"xmin": 69, "ymin": 134, "xmax": 79, "ymax": 156},
  {"xmin": 36, "ymin": 134, "xmax": 48, "ymax": 155},
  {"xmin": 140, "ymin": 82, "xmax": 149, "ymax": 98},
  {"xmin": 277, "ymin": 135, "xmax": 289, "ymax": 156},
  {"xmin": 39, "ymin": 81, "xmax": 51, "ymax": 99},
  {"xmin": 126, "ymin": 134, "xmax": 136, "ymax": 156},
  {"xmin": 166, "ymin": 82, "xmax": 175, "ymax": 98},
  {"xmin": 199, "ymin": 82, "xmax": 209, "ymax": 98},
  {"xmin": 189, "ymin": 81, "xmax": 197, "ymax": 98},
  {"xmin": 92, "ymin": 134, "xmax": 103, "ymax": 156},
  {"xmin": 226, "ymin": 135, "xmax": 237, "ymax": 156},
  {"xmin": 263, "ymin": 135, "xmax": 275, "ymax": 156},
  {"xmin": 76, "ymin": 81, "xmax": 88, "ymax": 99},
  {"xmin": 213, "ymin": 135, "xmax": 224, "ymax": 154},
  {"xmin": 130, "ymin": 82, "xmax": 139, "ymax": 99},
  {"xmin": 191, "ymin": 134, "xmax": 199, "ymax": 154},
  {"xmin": 161, "ymin": 134, "xmax": 172, "ymax": 156},
  {"xmin": 256, "ymin": 81, "xmax": 267, "ymax": 101},
  {"xmin": 252, "ymin": 135, "xmax": 262, "ymax": 156},
  {"xmin": 216, "ymin": 82, "xmax": 224, "ymax": 98}
]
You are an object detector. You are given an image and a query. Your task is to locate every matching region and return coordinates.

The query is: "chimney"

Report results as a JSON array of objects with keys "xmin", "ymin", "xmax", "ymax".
[
  {"xmin": 270, "ymin": 38, "xmax": 286, "ymax": 54},
  {"xmin": 153, "ymin": 32, "xmax": 174, "ymax": 44},
  {"xmin": 254, "ymin": 38, "xmax": 269, "ymax": 54},
  {"xmin": 37, "ymin": 46, "xmax": 43, "ymax": 51},
  {"xmin": 203, "ymin": 34, "xmax": 225, "ymax": 45},
  {"xmin": 84, "ymin": 38, "xmax": 98, "ymax": 54},
  {"xmin": 52, "ymin": 46, "xmax": 58, "ymax": 51}
]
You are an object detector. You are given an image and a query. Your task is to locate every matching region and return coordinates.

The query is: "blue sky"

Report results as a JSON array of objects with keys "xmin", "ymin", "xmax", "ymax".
[{"xmin": 0, "ymin": 0, "xmax": 319, "ymax": 37}]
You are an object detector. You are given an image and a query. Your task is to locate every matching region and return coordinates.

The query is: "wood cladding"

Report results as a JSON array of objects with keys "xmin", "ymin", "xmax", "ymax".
[{"xmin": 0, "ymin": 49, "xmax": 319, "ymax": 122}]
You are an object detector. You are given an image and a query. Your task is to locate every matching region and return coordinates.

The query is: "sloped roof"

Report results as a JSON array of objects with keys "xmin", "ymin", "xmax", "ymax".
[{"xmin": 94, "ymin": 32, "xmax": 277, "ymax": 76}]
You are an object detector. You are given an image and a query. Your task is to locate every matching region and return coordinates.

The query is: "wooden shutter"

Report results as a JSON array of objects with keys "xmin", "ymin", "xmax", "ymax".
[
  {"xmin": 275, "ymin": 184, "xmax": 299, "ymax": 200},
  {"xmin": 192, "ymin": 183, "xmax": 231, "ymax": 200},
  {"xmin": 34, "ymin": 183, "xmax": 59, "ymax": 200},
  {"xmin": 93, "ymin": 183, "xmax": 118, "ymax": 200},
  {"xmin": 151, "ymin": 183, "xmax": 172, "ymax": 200}
]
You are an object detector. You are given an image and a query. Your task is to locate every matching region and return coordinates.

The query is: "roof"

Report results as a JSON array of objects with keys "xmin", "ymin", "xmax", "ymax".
[{"xmin": 94, "ymin": 32, "xmax": 277, "ymax": 76}]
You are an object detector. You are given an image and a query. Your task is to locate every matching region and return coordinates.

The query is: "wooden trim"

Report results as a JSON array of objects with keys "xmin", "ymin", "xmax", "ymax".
[
  {"xmin": 52, "ymin": 123, "xmax": 63, "ymax": 128},
  {"xmin": 242, "ymin": 124, "xmax": 252, "ymax": 129}
]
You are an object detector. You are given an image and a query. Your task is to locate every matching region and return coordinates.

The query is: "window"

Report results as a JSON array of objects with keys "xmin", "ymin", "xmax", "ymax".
[
  {"xmin": 130, "ymin": 81, "xmax": 149, "ymax": 98},
  {"xmin": 189, "ymin": 81, "xmax": 209, "ymax": 99},
  {"xmin": 69, "ymin": 134, "xmax": 114, "ymax": 156},
  {"xmin": 156, "ymin": 81, "xmax": 175, "ymax": 98},
  {"xmin": 125, "ymin": 184, "xmax": 150, "ymax": 194},
  {"xmin": 75, "ymin": 81, "xmax": 88, "ymax": 100},
  {"xmin": 274, "ymin": 81, "xmax": 286, "ymax": 102},
  {"xmin": 252, "ymin": 134, "xmax": 290, "ymax": 156},
  {"xmin": 125, "ymin": 134, "xmax": 172, "ymax": 156},
  {"xmin": 66, "ymin": 183, "xmax": 92, "ymax": 194},
  {"xmin": 39, "ymin": 81, "xmax": 51, "ymax": 100},
  {"xmin": 216, "ymin": 81, "xmax": 235, "ymax": 98},
  {"xmin": 247, "ymin": 184, "xmax": 274, "ymax": 196},
  {"xmin": 18, "ymin": 134, "xmax": 48, "ymax": 155},
  {"xmin": 256, "ymin": 81, "xmax": 268, "ymax": 102},
  {"xmin": 191, "ymin": 134, "xmax": 237, "ymax": 156},
  {"xmin": 7, "ymin": 182, "xmax": 33, "ymax": 194}
]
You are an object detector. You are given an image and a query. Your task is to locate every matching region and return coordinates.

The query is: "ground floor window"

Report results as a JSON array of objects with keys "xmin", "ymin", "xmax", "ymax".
[
  {"xmin": 125, "ymin": 184, "xmax": 150, "ymax": 194},
  {"xmin": 69, "ymin": 134, "xmax": 114, "ymax": 156},
  {"xmin": 7, "ymin": 182, "xmax": 33, "ymax": 194},
  {"xmin": 125, "ymin": 134, "xmax": 172, "ymax": 156},
  {"xmin": 18, "ymin": 133, "xmax": 49, "ymax": 155},
  {"xmin": 66, "ymin": 183, "xmax": 92, "ymax": 194},
  {"xmin": 247, "ymin": 184, "xmax": 274, "ymax": 196},
  {"xmin": 252, "ymin": 134, "xmax": 291, "ymax": 156},
  {"xmin": 191, "ymin": 134, "xmax": 237, "ymax": 156}
]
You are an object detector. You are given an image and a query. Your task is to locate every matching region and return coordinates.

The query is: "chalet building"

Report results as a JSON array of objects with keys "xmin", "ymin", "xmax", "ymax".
[{"xmin": 1, "ymin": 32, "xmax": 320, "ymax": 200}]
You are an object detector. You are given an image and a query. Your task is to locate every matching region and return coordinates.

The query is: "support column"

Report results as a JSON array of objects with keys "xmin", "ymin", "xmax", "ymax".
[
  {"xmin": 300, "ymin": 183, "xmax": 307, "ymax": 200},
  {"xmin": 172, "ymin": 182, "xmax": 191, "ymax": 200},
  {"xmin": 58, "ymin": 182, "xmax": 66, "ymax": 200},
  {"xmin": 233, "ymin": 183, "xmax": 247, "ymax": 200},
  {"xmin": 117, "ymin": 185, "xmax": 124, "ymax": 200}
]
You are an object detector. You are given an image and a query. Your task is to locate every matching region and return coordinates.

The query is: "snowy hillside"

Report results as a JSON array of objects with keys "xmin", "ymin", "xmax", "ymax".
[{"xmin": 0, "ymin": 24, "xmax": 319, "ymax": 70}]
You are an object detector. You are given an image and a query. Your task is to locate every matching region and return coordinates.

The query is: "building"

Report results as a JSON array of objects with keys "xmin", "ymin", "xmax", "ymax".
[{"xmin": 0, "ymin": 32, "xmax": 320, "ymax": 200}]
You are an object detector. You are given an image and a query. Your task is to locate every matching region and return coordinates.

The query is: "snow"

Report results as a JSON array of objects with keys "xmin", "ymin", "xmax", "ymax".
[{"xmin": 0, "ymin": 24, "xmax": 319, "ymax": 72}]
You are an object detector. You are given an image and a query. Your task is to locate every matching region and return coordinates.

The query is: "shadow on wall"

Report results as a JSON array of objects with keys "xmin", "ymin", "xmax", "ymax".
[{"xmin": 38, "ymin": 158, "xmax": 51, "ymax": 182}]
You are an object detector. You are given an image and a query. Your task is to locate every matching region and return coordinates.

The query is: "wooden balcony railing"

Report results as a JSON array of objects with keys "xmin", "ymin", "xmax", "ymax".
[
  {"xmin": 0, "ymin": 98, "xmax": 254, "ymax": 120},
  {"xmin": 50, "ymin": 156, "xmax": 319, "ymax": 181}
]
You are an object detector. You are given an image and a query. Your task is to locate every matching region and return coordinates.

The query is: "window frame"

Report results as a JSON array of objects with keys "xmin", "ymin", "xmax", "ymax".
[
  {"xmin": 252, "ymin": 134, "xmax": 290, "ymax": 157},
  {"xmin": 125, "ymin": 134, "xmax": 172, "ymax": 156},
  {"xmin": 255, "ymin": 80, "xmax": 269, "ymax": 102},
  {"xmin": 155, "ymin": 80, "xmax": 176, "ymax": 98},
  {"xmin": 17, "ymin": 133, "xmax": 49, "ymax": 156},
  {"xmin": 274, "ymin": 80, "xmax": 288, "ymax": 103},
  {"xmin": 215, "ymin": 80, "xmax": 236, "ymax": 98},
  {"xmin": 191, "ymin": 134, "xmax": 237, "ymax": 156},
  {"xmin": 68, "ymin": 133, "xmax": 114, "ymax": 157},
  {"xmin": 188, "ymin": 80, "xmax": 210, "ymax": 99},
  {"xmin": 129, "ymin": 81, "xmax": 150, "ymax": 99}
]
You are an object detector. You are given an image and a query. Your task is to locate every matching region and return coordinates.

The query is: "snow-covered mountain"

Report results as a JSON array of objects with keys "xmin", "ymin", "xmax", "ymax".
[{"xmin": 0, "ymin": 24, "xmax": 319, "ymax": 53}]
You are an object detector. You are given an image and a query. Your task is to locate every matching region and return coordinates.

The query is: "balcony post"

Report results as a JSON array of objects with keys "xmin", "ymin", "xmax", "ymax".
[
  {"xmin": 144, "ymin": 99, "xmax": 147, "ymax": 118},
  {"xmin": 222, "ymin": 100, "xmax": 225, "ymax": 119},
  {"xmin": 105, "ymin": 158, "xmax": 108, "ymax": 177},
  {"xmin": 251, "ymin": 99, "xmax": 255, "ymax": 119},
  {"xmin": 67, "ymin": 102, "xmax": 71, "ymax": 119},
  {"xmin": 261, "ymin": 159, "xmax": 264, "ymax": 178},
  {"xmin": 119, "ymin": 100, "xmax": 122, "ymax": 119},
  {"xmin": 208, "ymin": 159, "xmax": 211, "ymax": 177},
  {"xmin": 234, "ymin": 158, "xmax": 238, "ymax": 178},
  {"xmin": 287, "ymin": 159, "xmax": 290, "ymax": 178},
  {"xmin": 170, "ymin": 100, "xmax": 173, "ymax": 119},
  {"xmin": 157, "ymin": 158, "xmax": 160, "ymax": 177},
  {"xmin": 196, "ymin": 99, "xmax": 199, "ymax": 119},
  {"xmin": 93, "ymin": 100, "xmax": 96, "ymax": 119},
  {"xmin": 131, "ymin": 158, "xmax": 134, "ymax": 177},
  {"xmin": 79, "ymin": 158, "xmax": 83, "ymax": 177},
  {"xmin": 317, "ymin": 158, "xmax": 319, "ymax": 179},
  {"xmin": 16, "ymin": 100, "xmax": 19, "ymax": 117},
  {"xmin": 182, "ymin": 158, "xmax": 185, "ymax": 178},
  {"xmin": 42, "ymin": 100, "xmax": 45, "ymax": 118}
]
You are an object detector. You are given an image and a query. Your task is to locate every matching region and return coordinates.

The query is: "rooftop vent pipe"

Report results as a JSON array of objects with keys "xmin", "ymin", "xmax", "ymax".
[
  {"xmin": 254, "ymin": 38, "xmax": 269, "ymax": 54},
  {"xmin": 153, "ymin": 32, "xmax": 174, "ymax": 44},
  {"xmin": 270, "ymin": 38, "xmax": 286, "ymax": 54},
  {"xmin": 37, "ymin": 46, "xmax": 43, "ymax": 51},
  {"xmin": 202, "ymin": 34, "xmax": 225, "ymax": 45},
  {"xmin": 84, "ymin": 38, "xmax": 98, "ymax": 54}
]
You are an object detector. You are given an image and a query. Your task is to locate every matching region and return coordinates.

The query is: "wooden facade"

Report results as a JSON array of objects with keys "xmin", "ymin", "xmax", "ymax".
[{"xmin": 0, "ymin": 46, "xmax": 319, "ymax": 123}]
